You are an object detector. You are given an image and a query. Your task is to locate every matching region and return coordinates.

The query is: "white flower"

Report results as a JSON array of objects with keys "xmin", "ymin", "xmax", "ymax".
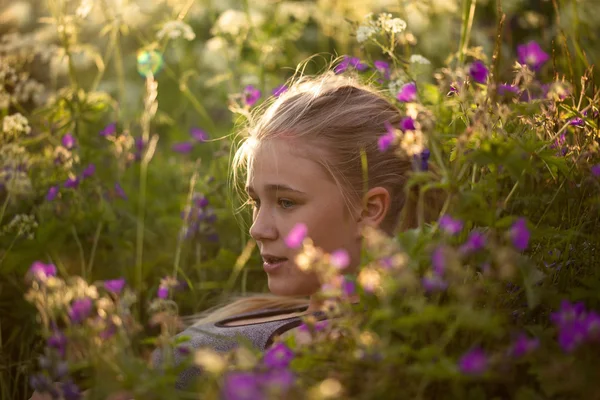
[
  {"xmin": 212, "ymin": 9, "xmax": 264, "ymax": 37},
  {"xmin": 409, "ymin": 54, "xmax": 431, "ymax": 65},
  {"xmin": 277, "ymin": 1, "xmax": 312, "ymax": 23},
  {"xmin": 2, "ymin": 113, "xmax": 30, "ymax": 138},
  {"xmin": 356, "ymin": 25, "xmax": 376, "ymax": 43},
  {"xmin": 384, "ymin": 17, "xmax": 407, "ymax": 34},
  {"xmin": 76, "ymin": 0, "xmax": 94, "ymax": 19},
  {"xmin": 157, "ymin": 20, "xmax": 196, "ymax": 41}
]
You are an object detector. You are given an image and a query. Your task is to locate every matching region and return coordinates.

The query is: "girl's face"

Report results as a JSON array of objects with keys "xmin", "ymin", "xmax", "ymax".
[{"xmin": 246, "ymin": 139, "xmax": 362, "ymax": 297}]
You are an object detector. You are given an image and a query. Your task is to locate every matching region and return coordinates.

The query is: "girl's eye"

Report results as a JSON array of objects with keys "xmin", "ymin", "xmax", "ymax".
[{"xmin": 278, "ymin": 199, "xmax": 295, "ymax": 209}]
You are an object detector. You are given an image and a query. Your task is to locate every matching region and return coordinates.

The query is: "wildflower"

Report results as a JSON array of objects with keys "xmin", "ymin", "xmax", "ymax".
[
  {"xmin": 517, "ymin": 41, "xmax": 549, "ymax": 71},
  {"xmin": 264, "ymin": 342, "xmax": 294, "ymax": 368},
  {"xmin": 569, "ymin": 117, "xmax": 585, "ymax": 127},
  {"xmin": 458, "ymin": 347, "xmax": 488, "ymax": 375},
  {"xmin": 422, "ymin": 275, "xmax": 447, "ymax": 293},
  {"xmin": 272, "ymin": 84, "xmax": 288, "ymax": 97},
  {"xmin": 82, "ymin": 163, "xmax": 95, "ymax": 179},
  {"xmin": 413, "ymin": 148, "xmax": 430, "ymax": 171},
  {"xmin": 285, "ymin": 223, "xmax": 308, "ymax": 249},
  {"xmin": 157, "ymin": 285, "xmax": 169, "ymax": 299},
  {"xmin": 63, "ymin": 176, "xmax": 79, "ymax": 189},
  {"xmin": 194, "ymin": 348, "xmax": 226, "ymax": 374},
  {"xmin": 409, "ymin": 55, "xmax": 431, "ymax": 65},
  {"xmin": 342, "ymin": 277, "xmax": 356, "ymax": 297},
  {"xmin": 592, "ymin": 164, "xmax": 600, "ymax": 177},
  {"xmin": 190, "ymin": 127, "xmax": 208, "ymax": 142},
  {"xmin": 114, "ymin": 183, "xmax": 127, "ymax": 200},
  {"xmin": 46, "ymin": 185, "xmax": 59, "ymax": 201},
  {"xmin": 380, "ymin": 16, "xmax": 407, "ymax": 34},
  {"xmin": 460, "ymin": 231, "xmax": 486, "ymax": 253},
  {"xmin": 510, "ymin": 333, "xmax": 540, "ymax": 357},
  {"xmin": 172, "ymin": 142, "xmax": 193, "ymax": 153},
  {"xmin": 356, "ymin": 25, "xmax": 376, "ymax": 43},
  {"xmin": 550, "ymin": 300, "xmax": 589, "ymax": 352},
  {"xmin": 396, "ymin": 82, "xmax": 417, "ymax": 102},
  {"xmin": 431, "ymin": 247, "xmax": 445, "ymax": 275},
  {"xmin": 374, "ymin": 60, "xmax": 390, "ymax": 80},
  {"xmin": 330, "ymin": 249, "xmax": 350, "ymax": 270},
  {"xmin": 298, "ymin": 320, "xmax": 328, "ymax": 333},
  {"xmin": 358, "ymin": 268, "xmax": 381, "ymax": 293},
  {"xmin": 334, "ymin": 56, "xmax": 368, "ymax": 74},
  {"xmin": 156, "ymin": 20, "xmax": 196, "ymax": 41},
  {"xmin": 448, "ymin": 84, "xmax": 459, "ymax": 96},
  {"xmin": 510, "ymin": 218, "xmax": 530, "ymax": 251},
  {"xmin": 400, "ymin": 116, "xmax": 415, "ymax": 131},
  {"xmin": 222, "ymin": 372, "xmax": 262, "ymax": 400},
  {"xmin": 60, "ymin": 380, "xmax": 82, "ymax": 400},
  {"xmin": 61, "ymin": 133, "xmax": 76, "ymax": 149},
  {"xmin": 47, "ymin": 330, "xmax": 67, "ymax": 357},
  {"xmin": 68, "ymin": 297, "xmax": 93, "ymax": 324},
  {"xmin": 243, "ymin": 85, "xmax": 261, "ymax": 107},
  {"xmin": 498, "ymin": 84, "xmax": 519, "ymax": 96},
  {"xmin": 30, "ymin": 374, "xmax": 59, "ymax": 397},
  {"xmin": 104, "ymin": 278, "xmax": 126, "ymax": 294},
  {"xmin": 29, "ymin": 261, "xmax": 57, "ymax": 281},
  {"xmin": 439, "ymin": 215, "xmax": 463, "ymax": 235},
  {"xmin": 134, "ymin": 136, "xmax": 146, "ymax": 161},
  {"xmin": 99, "ymin": 122, "xmax": 116, "ymax": 137},
  {"xmin": 469, "ymin": 60, "xmax": 488, "ymax": 84},
  {"xmin": 378, "ymin": 121, "xmax": 396, "ymax": 152}
]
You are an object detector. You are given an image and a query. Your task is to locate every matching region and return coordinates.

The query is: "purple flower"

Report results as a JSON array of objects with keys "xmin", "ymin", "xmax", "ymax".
[
  {"xmin": 104, "ymin": 278, "xmax": 126, "ymax": 294},
  {"xmin": 46, "ymin": 186, "xmax": 59, "ymax": 201},
  {"xmin": 134, "ymin": 136, "xmax": 146, "ymax": 161},
  {"xmin": 460, "ymin": 231, "xmax": 486, "ymax": 253},
  {"xmin": 157, "ymin": 285, "xmax": 169, "ymax": 299},
  {"xmin": 448, "ymin": 84, "xmax": 459, "ymax": 96},
  {"xmin": 298, "ymin": 320, "xmax": 328, "ymax": 333},
  {"xmin": 517, "ymin": 41, "xmax": 550, "ymax": 71},
  {"xmin": 396, "ymin": 82, "xmax": 417, "ymax": 102},
  {"xmin": 30, "ymin": 374, "xmax": 58, "ymax": 396},
  {"xmin": 511, "ymin": 218, "xmax": 530, "ymax": 251},
  {"xmin": 223, "ymin": 372, "xmax": 262, "ymax": 400},
  {"xmin": 510, "ymin": 333, "xmax": 540, "ymax": 357},
  {"xmin": 60, "ymin": 380, "xmax": 82, "ymax": 400},
  {"xmin": 62, "ymin": 133, "xmax": 76, "ymax": 149},
  {"xmin": 330, "ymin": 249, "xmax": 350, "ymax": 270},
  {"xmin": 592, "ymin": 164, "xmax": 600, "ymax": 177},
  {"xmin": 243, "ymin": 85, "xmax": 261, "ymax": 107},
  {"xmin": 374, "ymin": 60, "xmax": 390, "ymax": 80},
  {"xmin": 261, "ymin": 369, "xmax": 295, "ymax": 391},
  {"xmin": 342, "ymin": 278, "xmax": 356, "ymax": 297},
  {"xmin": 190, "ymin": 127, "xmax": 208, "ymax": 142},
  {"xmin": 100, "ymin": 122, "xmax": 116, "ymax": 137},
  {"xmin": 458, "ymin": 347, "xmax": 488, "ymax": 375},
  {"xmin": 193, "ymin": 193, "xmax": 210, "ymax": 208},
  {"xmin": 469, "ymin": 60, "xmax": 488, "ymax": 84},
  {"xmin": 272, "ymin": 85, "xmax": 288, "ymax": 97},
  {"xmin": 47, "ymin": 331, "xmax": 67, "ymax": 357},
  {"xmin": 29, "ymin": 261, "xmax": 57, "ymax": 281},
  {"xmin": 334, "ymin": 56, "xmax": 368, "ymax": 74},
  {"xmin": 114, "ymin": 183, "xmax": 127, "ymax": 200},
  {"xmin": 69, "ymin": 297, "xmax": 93, "ymax": 324},
  {"xmin": 498, "ymin": 84, "xmax": 519, "ymax": 95},
  {"xmin": 285, "ymin": 223, "xmax": 307, "ymax": 249},
  {"xmin": 82, "ymin": 163, "xmax": 95, "ymax": 179},
  {"xmin": 264, "ymin": 342, "xmax": 294, "ymax": 368},
  {"xmin": 431, "ymin": 247, "xmax": 445, "ymax": 275},
  {"xmin": 400, "ymin": 116, "xmax": 415, "ymax": 131},
  {"xmin": 569, "ymin": 117, "xmax": 585, "ymax": 127},
  {"xmin": 378, "ymin": 121, "xmax": 396, "ymax": 152},
  {"xmin": 422, "ymin": 275, "xmax": 447, "ymax": 293},
  {"xmin": 63, "ymin": 176, "xmax": 79, "ymax": 189},
  {"xmin": 551, "ymin": 300, "xmax": 587, "ymax": 326},
  {"xmin": 557, "ymin": 321, "xmax": 587, "ymax": 352},
  {"xmin": 439, "ymin": 215, "xmax": 463, "ymax": 235},
  {"xmin": 172, "ymin": 141, "xmax": 193, "ymax": 153},
  {"xmin": 413, "ymin": 148, "xmax": 430, "ymax": 171}
]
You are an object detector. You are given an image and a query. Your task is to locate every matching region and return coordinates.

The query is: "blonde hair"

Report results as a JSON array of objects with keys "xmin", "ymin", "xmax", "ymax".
[{"xmin": 190, "ymin": 68, "xmax": 444, "ymax": 327}]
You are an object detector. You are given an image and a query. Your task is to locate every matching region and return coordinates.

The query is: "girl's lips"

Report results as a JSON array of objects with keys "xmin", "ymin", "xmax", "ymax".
[{"xmin": 263, "ymin": 259, "xmax": 288, "ymax": 273}]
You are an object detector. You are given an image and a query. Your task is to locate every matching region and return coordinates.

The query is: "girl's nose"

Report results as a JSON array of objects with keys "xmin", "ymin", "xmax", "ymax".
[{"xmin": 249, "ymin": 208, "xmax": 277, "ymax": 242}]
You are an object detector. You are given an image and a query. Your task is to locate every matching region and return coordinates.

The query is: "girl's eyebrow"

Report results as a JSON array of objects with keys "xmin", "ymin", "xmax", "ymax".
[{"xmin": 245, "ymin": 184, "xmax": 306, "ymax": 195}]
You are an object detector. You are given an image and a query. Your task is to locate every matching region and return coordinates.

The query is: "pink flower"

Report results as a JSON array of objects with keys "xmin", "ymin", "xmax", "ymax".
[
  {"xmin": 378, "ymin": 121, "xmax": 396, "ymax": 152},
  {"xmin": 396, "ymin": 82, "xmax": 417, "ymax": 102},
  {"xmin": 517, "ymin": 41, "xmax": 549, "ymax": 71},
  {"xmin": 330, "ymin": 249, "xmax": 350, "ymax": 270},
  {"xmin": 285, "ymin": 223, "xmax": 308, "ymax": 248},
  {"xmin": 458, "ymin": 347, "xmax": 488, "ymax": 375}
]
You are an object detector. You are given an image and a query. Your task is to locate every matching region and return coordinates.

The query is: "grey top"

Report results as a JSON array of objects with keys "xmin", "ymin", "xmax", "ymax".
[{"xmin": 152, "ymin": 305, "xmax": 323, "ymax": 389}]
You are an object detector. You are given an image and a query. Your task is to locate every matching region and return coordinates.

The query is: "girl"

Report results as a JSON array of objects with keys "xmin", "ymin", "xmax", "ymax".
[{"xmin": 156, "ymin": 70, "xmax": 442, "ymax": 389}]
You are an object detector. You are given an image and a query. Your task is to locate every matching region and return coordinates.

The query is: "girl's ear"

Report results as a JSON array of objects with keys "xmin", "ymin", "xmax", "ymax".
[{"xmin": 356, "ymin": 187, "xmax": 391, "ymax": 232}]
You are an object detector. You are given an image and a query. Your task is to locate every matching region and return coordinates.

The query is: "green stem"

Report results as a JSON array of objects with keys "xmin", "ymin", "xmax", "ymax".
[
  {"xmin": 458, "ymin": 0, "xmax": 477, "ymax": 64},
  {"xmin": 87, "ymin": 221, "xmax": 104, "ymax": 277},
  {"xmin": 71, "ymin": 225, "xmax": 86, "ymax": 279}
]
